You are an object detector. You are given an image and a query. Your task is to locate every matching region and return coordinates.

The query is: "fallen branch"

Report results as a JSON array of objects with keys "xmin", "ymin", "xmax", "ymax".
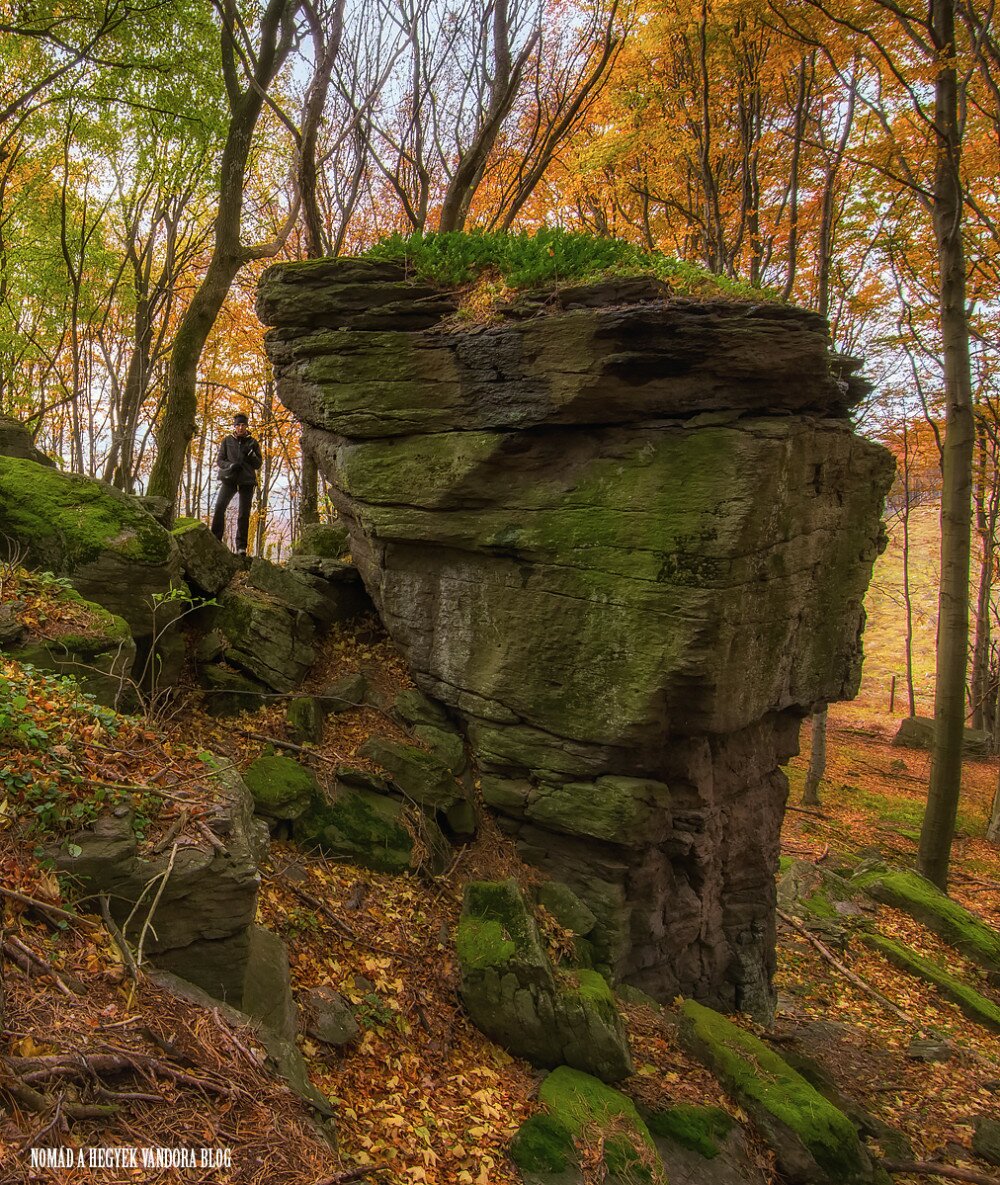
[
  {"xmin": 7, "ymin": 1052, "xmax": 231, "ymax": 1097},
  {"xmin": 99, "ymin": 894, "xmax": 138, "ymax": 980},
  {"xmin": 2, "ymin": 936, "xmax": 83, "ymax": 996},
  {"xmin": 776, "ymin": 908, "xmax": 916, "ymax": 1027},
  {"xmin": 0, "ymin": 885, "xmax": 99, "ymax": 929},
  {"xmin": 883, "ymin": 1160, "xmax": 1000, "ymax": 1184},
  {"xmin": 276, "ymin": 875, "xmax": 414, "ymax": 964},
  {"xmin": 151, "ymin": 808, "xmax": 189, "ymax": 855},
  {"xmin": 136, "ymin": 841, "xmax": 179, "ymax": 967},
  {"xmin": 239, "ymin": 730, "xmax": 345, "ymax": 764},
  {"xmin": 785, "ymin": 805, "xmax": 831, "ymax": 820},
  {"xmin": 0, "ymin": 1068, "xmax": 118, "ymax": 1121},
  {"xmin": 195, "ymin": 819, "xmax": 228, "ymax": 856}
]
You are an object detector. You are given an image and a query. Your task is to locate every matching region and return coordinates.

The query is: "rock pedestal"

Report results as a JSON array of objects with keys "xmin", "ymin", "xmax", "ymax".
[{"xmin": 259, "ymin": 258, "xmax": 894, "ymax": 1014}]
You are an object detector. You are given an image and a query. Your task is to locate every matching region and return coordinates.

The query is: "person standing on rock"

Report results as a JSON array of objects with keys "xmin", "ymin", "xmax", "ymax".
[{"xmin": 211, "ymin": 413, "xmax": 262, "ymax": 555}]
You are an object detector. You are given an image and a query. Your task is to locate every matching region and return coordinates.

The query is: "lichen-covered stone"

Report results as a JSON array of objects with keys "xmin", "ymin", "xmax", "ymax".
[
  {"xmin": 172, "ymin": 518, "xmax": 240, "ymax": 596},
  {"xmin": 287, "ymin": 695, "xmax": 325, "ymax": 744},
  {"xmin": 299, "ymin": 785, "xmax": 421, "ymax": 874},
  {"xmin": 854, "ymin": 868, "xmax": 1000, "ymax": 976},
  {"xmin": 260, "ymin": 258, "xmax": 894, "ymax": 1012},
  {"xmin": 358, "ymin": 735, "xmax": 466, "ymax": 810},
  {"xmin": 213, "ymin": 587, "xmax": 315, "ymax": 691},
  {"xmin": 678, "ymin": 1000, "xmax": 875, "ymax": 1184},
  {"xmin": 244, "ymin": 754, "xmax": 320, "ymax": 822},
  {"xmin": 295, "ymin": 521, "xmax": 351, "ymax": 558},
  {"xmin": 456, "ymin": 880, "xmax": 632, "ymax": 1081}
]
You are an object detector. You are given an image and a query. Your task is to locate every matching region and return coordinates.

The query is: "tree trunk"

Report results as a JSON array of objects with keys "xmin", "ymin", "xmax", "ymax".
[
  {"xmin": 146, "ymin": 0, "xmax": 295, "ymax": 514},
  {"xmin": 901, "ymin": 414, "xmax": 917, "ymax": 716},
  {"xmin": 803, "ymin": 707, "xmax": 827, "ymax": 806},
  {"xmin": 917, "ymin": 0, "xmax": 976, "ymax": 891},
  {"xmin": 971, "ymin": 424, "xmax": 993, "ymax": 730}
]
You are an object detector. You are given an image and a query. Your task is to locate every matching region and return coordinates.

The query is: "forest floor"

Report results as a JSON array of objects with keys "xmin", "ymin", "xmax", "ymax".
[{"xmin": 2, "ymin": 503, "xmax": 1000, "ymax": 1185}]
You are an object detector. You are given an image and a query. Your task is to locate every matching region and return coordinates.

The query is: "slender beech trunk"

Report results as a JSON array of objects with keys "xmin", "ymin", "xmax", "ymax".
[
  {"xmin": 803, "ymin": 707, "xmax": 827, "ymax": 806},
  {"xmin": 972, "ymin": 423, "xmax": 993, "ymax": 730},
  {"xmin": 146, "ymin": 0, "xmax": 297, "ymax": 513},
  {"xmin": 901, "ymin": 416, "xmax": 917, "ymax": 716},
  {"xmin": 917, "ymin": 0, "xmax": 976, "ymax": 890}
]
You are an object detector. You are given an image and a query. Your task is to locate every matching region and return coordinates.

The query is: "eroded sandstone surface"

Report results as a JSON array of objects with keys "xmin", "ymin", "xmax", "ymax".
[{"xmin": 259, "ymin": 258, "xmax": 894, "ymax": 1015}]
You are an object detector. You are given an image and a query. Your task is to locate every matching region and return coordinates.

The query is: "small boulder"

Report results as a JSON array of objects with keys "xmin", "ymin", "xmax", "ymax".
[
  {"xmin": 299, "ymin": 785, "xmax": 433, "ymax": 874},
  {"xmin": 199, "ymin": 664, "xmax": 269, "ymax": 716},
  {"xmin": 241, "ymin": 924, "xmax": 297, "ymax": 1042},
  {"xmin": 973, "ymin": 1115, "xmax": 1000, "ymax": 1167},
  {"xmin": 244, "ymin": 755, "xmax": 320, "ymax": 823},
  {"xmin": 456, "ymin": 879, "xmax": 631, "ymax": 1082},
  {"xmin": 359, "ymin": 736, "xmax": 465, "ymax": 810},
  {"xmin": 303, "ymin": 986, "xmax": 359, "ymax": 1046},
  {"xmin": 171, "ymin": 519, "xmax": 240, "ymax": 596},
  {"xmin": 248, "ymin": 557, "xmax": 369, "ymax": 627},
  {"xmin": 893, "ymin": 715, "xmax": 988, "ymax": 756},
  {"xmin": 287, "ymin": 696, "xmax": 325, "ymax": 744},
  {"xmin": 320, "ymin": 672, "xmax": 368, "ymax": 713}
]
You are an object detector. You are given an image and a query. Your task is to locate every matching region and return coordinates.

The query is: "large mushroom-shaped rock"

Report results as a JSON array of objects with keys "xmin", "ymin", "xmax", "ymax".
[{"xmin": 260, "ymin": 257, "xmax": 894, "ymax": 1014}]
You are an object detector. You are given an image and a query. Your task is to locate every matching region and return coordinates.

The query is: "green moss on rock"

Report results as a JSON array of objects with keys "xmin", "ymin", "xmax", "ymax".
[
  {"xmin": 678, "ymin": 1000, "xmax": 872, "ymax": 1183},
  {"xmin": 509, "ymin": 1112, "xmax": 576, "ymax": 1173},
  {"xmin": 243, "ymin": 755, "xmax": 320, "ymax": 821},
  {"xmin": 646, "ymin": 1104, "xmax": 734, "ymax": 1158},
  {"xmin": 0, "ymin": 456, "xmax": 173, "ymax": 571},
  {"xmin": 537, "ymin": 1066, "xmax": 658, "ymax": 1181},
  {"xmin": 864, "ymin": 933, "xmax": 1000, "ymax": 1032},
  {"xmin": 455, "ymin": 918, "xmax": 517, "ymax": 972},
  {"xmin": 854, "ymin": 869, "xmax": 1000, "ymax": 975}
]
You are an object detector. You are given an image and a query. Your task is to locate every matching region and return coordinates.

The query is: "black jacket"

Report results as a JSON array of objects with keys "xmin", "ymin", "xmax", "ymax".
[{"xmin": 217, "ymin": 433, "xmax": 263, "ymax": 486}]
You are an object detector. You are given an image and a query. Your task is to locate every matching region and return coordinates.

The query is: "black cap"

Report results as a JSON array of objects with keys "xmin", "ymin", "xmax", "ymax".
[{"xmin": 233, "ymin": 413, "xmax": 248, "ymax": 426}]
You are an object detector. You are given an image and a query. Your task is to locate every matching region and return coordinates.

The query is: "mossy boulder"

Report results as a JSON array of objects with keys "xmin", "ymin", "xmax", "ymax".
[
  {"xmin": 213, "ymin": 588, "xmax": 316, "ymax": 691},
  {"xmin": 299, "ymin": 785, "xmax": 431, "ymax": 874},
  {"xmin": 391, "ymin": 687, "xmax": 452, "ymax": 728},
  {"xmin": 510, "ymin": 1066, "xmax": 660, "ymax": 1184},
  {"xmin": 287, "ymin": 695, "xmax": 325, "ymax": 744},
  {"xmin": 247, "ymin": 556, "xmax": 368, "ymax": 627},
  {"xmin": 646, "ymin": 1104, "xmax": 734, "ymax": 1159},
  {"xmin": 892, "ymin": 715, "xmax": 989, "ymax": 757},
  {"xmin": 854, "ymin": 868, "xmax": 1000, "ymax": 976},
  {"xmin": 244, "ymin": 755, "xmax": 320, "ymax": 822},
  {"xmin": 4, "ymin": 589, "xmax": 134, "ymax": 707},
  {"xmin": 863, "ymin": 933, "xmax": 1000, "ymax": 1032},
  {"xmin": 526, "ymin": 776, "xmax": 672, "ymax": 846},
  {"xmin": 0, "ymin": 416, "xmax": 53, "ymax": 466},
  {"xmin": 678, "ymin": 1000, "xmax": 875, "ymax": 1183},
  {"xmin": 198, "ymin": 663, "xmax": 269, "ymax": 716},
  {"xmin": 358, "ymin": 735, "xmax": 466, "ymax": 810},
  {"xmin": 171, "ymin": 519, "xmax": 240, "ymax": 596},
  {"xmin": 457, "ymin": 880, "xmax": 632, "ymax": 1081},
  {"xmin": 294, "ymin": 521, "xmax": 351, "ymax": 558},
  {"xmin": 0, "ymin": 457, "xmax": 180, "ymax": 639}
]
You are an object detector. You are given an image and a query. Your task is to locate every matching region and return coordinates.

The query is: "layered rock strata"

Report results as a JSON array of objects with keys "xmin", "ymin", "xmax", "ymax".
[{"xmin": 259, "ymin": 258, "xmax": 894, "ymax": 1014}]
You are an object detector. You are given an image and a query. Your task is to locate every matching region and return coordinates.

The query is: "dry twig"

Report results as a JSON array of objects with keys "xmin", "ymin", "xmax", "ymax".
[{"xmin": 883, "ymin": 1160, "xmax": 1000, "ymax": 1184}]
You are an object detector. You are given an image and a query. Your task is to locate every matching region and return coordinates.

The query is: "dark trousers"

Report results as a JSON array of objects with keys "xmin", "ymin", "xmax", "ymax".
[{"xmin": 211, "ymin": 481, "xmax": 254, "ymax": 552}]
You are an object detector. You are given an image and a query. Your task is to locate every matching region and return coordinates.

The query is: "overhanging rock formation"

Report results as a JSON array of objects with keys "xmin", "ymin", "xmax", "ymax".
[{"xmin": 259, "ymin": 259, "xmax": 894, "ymax": 1016}]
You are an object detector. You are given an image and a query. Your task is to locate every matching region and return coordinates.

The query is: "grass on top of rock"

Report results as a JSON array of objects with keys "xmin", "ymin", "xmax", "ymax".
[{"xmin": 362, "ymin": 229, "xmax": 771, "ymax": 303}]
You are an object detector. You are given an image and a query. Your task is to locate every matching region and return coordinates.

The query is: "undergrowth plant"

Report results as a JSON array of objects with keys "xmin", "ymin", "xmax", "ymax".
[{"xmin": 363, "ymin": 228, "xmax": 774, "ymax": 301}]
